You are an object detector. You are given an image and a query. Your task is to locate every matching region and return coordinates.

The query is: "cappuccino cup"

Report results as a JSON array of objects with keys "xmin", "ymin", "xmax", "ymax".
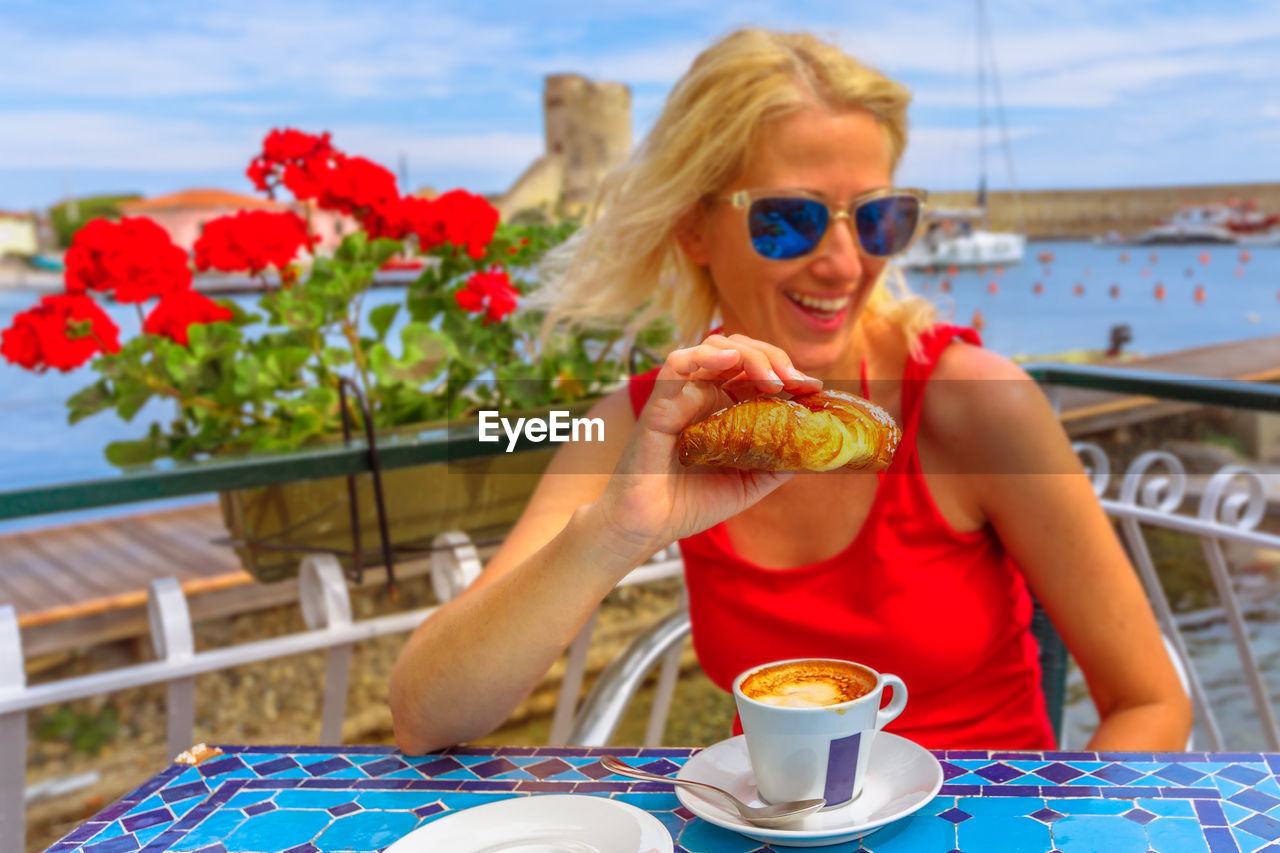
[{"xmin": 732, "ymin": 658, "xmax": 907, "ymax": 809}]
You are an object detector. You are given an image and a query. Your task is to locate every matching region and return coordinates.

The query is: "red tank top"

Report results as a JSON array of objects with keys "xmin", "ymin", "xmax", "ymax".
[{"xmin": 628, "ymin": 325, "xmax": 1055, "ymax": 749}]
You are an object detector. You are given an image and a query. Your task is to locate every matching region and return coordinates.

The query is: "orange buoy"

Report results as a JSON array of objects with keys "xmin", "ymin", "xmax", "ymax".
[
  {"xmin": 977, "ymin": 265, "xmax": 987, "ymax": 276},
  {"xmin": 994, "ymin": 266, "xmax": 1005, "ymax": 276},
  {"xmin": 1199, "ymin": 251, "xmax": 1211, "ymax": 264},
  {"xmin": 1119, "ymin": 252, "xmax": 1129, "ymax": 263},
  {"xmin": 1073, "ymin": 283, "xmax": 1085, "ymax": 296},
  {"xmin": 947, "ymin": 264, "xmax": 959, "ymax": 276},
  {"xmin": 1033, "ymin": 282, "xmax": 1044, "ymax": 295},
  {"xmin": 1194, "ymin": 284, "xmax": 1206, "ymax": 303},
  {"xmin": 971, "ymin": 309, "xmax": 985, "ymax": 332},
  {"xmin": 1037, "ymin": 250, "xmax": 1055, "ymax": 263},
  {"xmin": 940, "ymin": 279, "xmax": 952, "ymax": 293},
  {"xmin": 1109, "ymin": 284, "xmax": 1120, "ymax": 298},
  {"xmin": 1240, "ymin": 250, "xmax": 1251, "ymax": 264},
  {"xmin": 1154, "ymin": 283, "xmax": 1166, "ymax": 301},
  {"xmin": 987, "ymin": 280, "xmax": 999, "ymax": 294}
]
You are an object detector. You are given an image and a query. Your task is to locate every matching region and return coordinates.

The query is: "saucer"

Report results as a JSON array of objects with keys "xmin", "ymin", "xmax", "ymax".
[
  {"xmin": 384, "ymin": 793, "xmax": 674, "ymax": 853},
  {"xmin": 676, "ymin": 732, "xmax": 942, "ymax": 848}
]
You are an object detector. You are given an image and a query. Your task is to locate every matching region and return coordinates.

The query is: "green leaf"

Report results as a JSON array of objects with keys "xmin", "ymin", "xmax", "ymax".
[
  {"xmin": 105, "ymin": 436, "xmax": 160, "ymax": 466},
  {"xmin": 369, "ymin": 322, "xmax": 457, "ymax": 388},
  {"xmin": 115, "ymin": 384, "xmax": 154, "ymax": 421},
  {"xmin": 369, "ymin": 237, "xmax": 404, "ymax": 268},
  {"xmin": 336, "ymin": 231, "xmax": 369, "ymax": 264},
  {"xmin": 67, "ymin": 379, "xmax": 115, "ymax": 424},
  {"xmin": 368, "ymin": 304, "xmax": 400, "ymax": 341},
  {"xmin": 265, "ymin": 347, "xmax": 312, "ymax": 385}
]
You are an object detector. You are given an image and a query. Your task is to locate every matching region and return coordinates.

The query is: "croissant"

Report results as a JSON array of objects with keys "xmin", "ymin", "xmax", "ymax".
[{"xmin": 677, "ymin": 390, "xmax": 900, "ymax": 472}]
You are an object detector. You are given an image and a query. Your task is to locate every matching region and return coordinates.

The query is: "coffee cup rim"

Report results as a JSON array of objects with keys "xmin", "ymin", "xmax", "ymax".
[{"xmin": 732, "ymin": 657, "xmax": 883, "ymax": 711}]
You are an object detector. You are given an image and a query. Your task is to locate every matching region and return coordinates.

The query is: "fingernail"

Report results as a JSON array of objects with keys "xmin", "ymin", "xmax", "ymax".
[
  {"xmin": 783, "ymin": 366, "xmax": 819, "ymax": 383},
  {"xmin": 764, "ymin": 369, "xmax": 784, "ymax": 386}
]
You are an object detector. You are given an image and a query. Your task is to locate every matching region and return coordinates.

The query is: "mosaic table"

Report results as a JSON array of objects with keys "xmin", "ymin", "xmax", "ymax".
[{"xmin": 46, "ymin": 745, "xmax": 1280, "ymax": 853}]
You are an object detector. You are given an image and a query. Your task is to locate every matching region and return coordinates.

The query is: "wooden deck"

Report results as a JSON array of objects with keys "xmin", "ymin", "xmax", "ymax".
[{"xmin": 4, "ymin": 334, "xmax": 1279, "ymax": 659}]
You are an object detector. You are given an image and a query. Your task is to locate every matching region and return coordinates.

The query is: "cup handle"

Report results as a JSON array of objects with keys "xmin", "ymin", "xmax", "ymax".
[{"xmin": 875, "ymin": 674, "xmax": 907, "ymax": 730}]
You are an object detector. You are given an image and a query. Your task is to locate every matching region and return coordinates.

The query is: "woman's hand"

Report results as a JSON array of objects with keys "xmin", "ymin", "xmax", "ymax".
[{"xmin": 591, "ymin": 333, "xmax": 822, "ymax": 556}]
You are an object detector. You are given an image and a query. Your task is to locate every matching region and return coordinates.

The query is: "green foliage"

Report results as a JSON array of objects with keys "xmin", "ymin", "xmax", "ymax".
[
  {"xmin": 69, "ymin": 217, "xmax": 666, "ymax": 465},
  {"xmin": 49, "ymin": 195, "xmax": 141, "ymax": 248},
  {"xmin": 35, "ymin": 704, "xmax": 120, "ymax": 755}
]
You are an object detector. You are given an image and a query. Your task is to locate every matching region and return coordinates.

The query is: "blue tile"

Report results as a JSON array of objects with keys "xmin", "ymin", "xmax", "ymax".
[
  {"xmin": 133, "ymin": 823, "xmax": 169, "ymax": 847},
  {"xmin": 675, "ymin": 817, "xmax": 766, "ymax": 852},
  {"xmin": 1238, "ymin": 813, "xmax": 1280, "ymax": 843},
  {"xmin": 956, "ymin": 797, "xmax": 1043, "ymax": 817},
  {"xmin": 613, "ymin": 791, "xmax": 681, "ymax": 813},
  {"xmin": 302, "ymin": 757, "xmax": 353, "ymax": 777},
  {"xmin": 866, "ymin": 815, "xmax": 958, "ymax": 852},
  {"xmin": 122, "ymin": 808, "xmax": 173, "ymax": 833},
  {"xmin": 161, "ymin": 781, "xmax": 211, "ymax": 804},
  {"xmin": 83, "ymin": 835, "xmax": 140, "ymax": 853},
  {"xmin": 975, "ymin": 762, "xmax": 1026, "ymax": 784},
  {"xmin": 225, "ymin": 790, "xmax": 275, "ymax": 809},
  {"xmin": 314, "ymin": 811, "xmax": 420, "ymax": 850},
  {"xmin": 1204, "ymin": 826, "xmax": 1242, "ymax": 853},
  {"xmin": 1146, "ymin": 817, "xmax": 1211, "ymax": 853},
  {"xmin": 1231, "ymin": 789, "xmax": 1280, "ymax": 814},
  {"xmin": 222, "ymin": 809, "xmax": 333, "ymax": 851},
  {"xmin": 957, "ymin": 816, "xmax": 1052, "ymax": 852},
  {"xmin": 360, "ymin": 757, "xmax": 408, "ymax": 777},
  {"xmin": 1091, "ymin": 764, "xmax": 1146, "ymax": 785},
  {"xmin": 1042, "ymin": 798, "xmax": 1135, "ymax": 816},
  {"xmin": 1052, "ymin": 814, "xmax": 1148, "ymax": 852},
  {"xmin": 353, "ymin": 791, "xmax": 442, "ymax": 811},
  {"xmin": 1154, "ymin": 764, "xmax": 1208, "ymax": 786},
  {"xmin": 166, "ymin": 811, "xmax": 247, "ymax": 851},
  {"xmin": 1218, "ymin": 767, "xmax": 1268, "ymax": 787},
  {"xmin": 1138, "ymin": 798, "xmax": 1196, "ymax": 818},
  {"xmin": 274, "ymin": 790, "xmax": 360, "ymax": 810}
]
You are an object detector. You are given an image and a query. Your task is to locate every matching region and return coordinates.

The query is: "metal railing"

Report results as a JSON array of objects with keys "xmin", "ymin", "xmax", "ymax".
[{"xmin": 3, "ymin": 363, "xmax": 1280, "ymax": 851}]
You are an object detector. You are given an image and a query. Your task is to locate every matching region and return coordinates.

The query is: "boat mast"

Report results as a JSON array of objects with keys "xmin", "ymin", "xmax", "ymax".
[{"xmin": 976, "ymin": 0, "xmax": 1025, "ymax": 233}]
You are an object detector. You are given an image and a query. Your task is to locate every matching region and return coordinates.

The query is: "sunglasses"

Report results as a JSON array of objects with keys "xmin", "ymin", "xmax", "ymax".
[{"xmin": 721, "ymin": 187, "xmax": 928, "ymax": 261}]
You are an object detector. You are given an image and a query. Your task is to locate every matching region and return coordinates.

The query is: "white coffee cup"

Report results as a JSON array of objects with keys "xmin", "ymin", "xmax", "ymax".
[{"xmin": 732, "ymin": 658, "xmax": 908, "ymax": 809}]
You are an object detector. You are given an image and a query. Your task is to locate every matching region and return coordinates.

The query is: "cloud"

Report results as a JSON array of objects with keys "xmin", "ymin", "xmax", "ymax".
[{"xmin": 0, "ymin": 110, "xmax": 541, "ymax": 181}]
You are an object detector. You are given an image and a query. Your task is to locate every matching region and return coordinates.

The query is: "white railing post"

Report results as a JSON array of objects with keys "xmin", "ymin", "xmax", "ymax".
[
  {"xmin": 644, "ymin": 585, "xmax": 688, "ymax": 747},
  {"xmin": 1198, "ymin": 466, "xmax": 1280, "ymax": 750},
  {"xmin": 0, "ymin": 606, "xmax": 27, "ymax": 853},
  {"xmin": 1111, "ymin": 450, "xmax": 1225, "ymax": 749},
  {"xmin": 147, "ymin": 578, "xmax": 196, "ymax": 759},
  {"xmin": 549, "ymin": 610, "xmax": 598, "ymax": 746},
  {"xmin": 299, "ymin": 555, "xmax": 354, "ymax": 745}
]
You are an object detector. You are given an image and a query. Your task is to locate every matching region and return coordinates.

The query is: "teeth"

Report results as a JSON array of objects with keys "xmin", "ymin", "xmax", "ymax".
[{"xmin": 786, "ymin": 291, "xmax": 849, "ymax": 313}]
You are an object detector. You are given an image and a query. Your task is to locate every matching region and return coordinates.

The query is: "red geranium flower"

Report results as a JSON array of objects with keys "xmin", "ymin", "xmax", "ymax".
[
  {"xmin": 1, "ymin": 293, "xmax": 121, "ymax": 372},
  {"xmin": 431, "ymin": 190, "xmax": 500, "ymax": 259},
  {"xmin": 64, "ymin": 217, "xmax": 192, "ymax": 303},
  {"xmin": 247, "ymin": 129, "xmax": 336, "ymax": 197},
  {"xmin": 144, "ymin": 290, "xmax": 234, "ymax": 346},
  {"xmin": 455, "ymin": 269, "xmax": 518, "ymax": 324},
  {"xmin": 193, "ymin": 210, "xmax": 315, "ymax": 275}
]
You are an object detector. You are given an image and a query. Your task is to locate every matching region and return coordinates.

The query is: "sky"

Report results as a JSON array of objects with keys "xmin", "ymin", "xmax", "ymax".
[{"xmin": 1, "ymin": 0, "xmax": 1278, "ymax": 212}]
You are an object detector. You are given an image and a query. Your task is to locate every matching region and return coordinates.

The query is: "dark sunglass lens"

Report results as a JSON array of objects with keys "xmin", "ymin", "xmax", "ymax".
[
  {"xmin": 856, "ymin": 195, "xmax": 921, "ymax": 256},
  {"xmin": 748, "ymin": 197, "xmax": 828, "ymax": 259}
]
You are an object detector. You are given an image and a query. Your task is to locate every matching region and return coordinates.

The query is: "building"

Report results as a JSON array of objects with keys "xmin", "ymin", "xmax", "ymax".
[
  {"xmin": 495, "ymin": 74, "xmax": 632, "ymax": 221},
  {"xmin": 0, "ymin": 211, "xmax": 39, "ymax": 260},
  {"xmin": 118, "ymin": 189, "xmax": 356, "ymax": 256}
]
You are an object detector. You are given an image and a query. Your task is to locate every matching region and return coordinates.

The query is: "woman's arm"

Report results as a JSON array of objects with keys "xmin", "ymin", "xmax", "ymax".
[
  {"xmin": 389, "ymin": 336, "xmax": 820, "ymax": 754},
  {"xmin": 923, "ymin": 346, "xmax": 1192, "ymax": 750}
]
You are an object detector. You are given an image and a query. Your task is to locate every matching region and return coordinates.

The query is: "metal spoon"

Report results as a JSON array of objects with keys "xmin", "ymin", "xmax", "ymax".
[{"xmin": 600, "ymin": 755, "xmax": 826, "ymax": 828}]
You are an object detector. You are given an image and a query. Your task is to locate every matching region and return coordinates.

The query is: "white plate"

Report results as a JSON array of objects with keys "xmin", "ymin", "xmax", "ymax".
[
  {"xmin": 676, "ymin": 732, "xmax": 942, "ymax": 848},
  {"xmin": 384, "ymin": 793, "xmax": 673, "ymax": 853}
]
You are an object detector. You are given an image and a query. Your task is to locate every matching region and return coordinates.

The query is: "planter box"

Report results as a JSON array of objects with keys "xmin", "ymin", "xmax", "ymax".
[{"xmin": 218, "ymin": 439, "xmax": 563, "ymax": 583}]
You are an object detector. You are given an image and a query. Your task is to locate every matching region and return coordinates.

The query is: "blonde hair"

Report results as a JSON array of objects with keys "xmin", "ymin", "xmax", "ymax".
[{"xmin": 536, "ymin": 28, "xmax": 937, "ymax": 354}]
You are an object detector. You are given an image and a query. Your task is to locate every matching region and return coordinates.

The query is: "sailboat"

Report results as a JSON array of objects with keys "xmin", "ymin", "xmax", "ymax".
[{"xmin": 898, "ymin": 0, "xmax": 1027, "ymax": 270}]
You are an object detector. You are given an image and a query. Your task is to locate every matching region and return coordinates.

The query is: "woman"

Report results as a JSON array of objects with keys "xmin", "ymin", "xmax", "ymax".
[{"xmin": 389, "ymin": 29, "xmax": 1190, "ymax": 754}]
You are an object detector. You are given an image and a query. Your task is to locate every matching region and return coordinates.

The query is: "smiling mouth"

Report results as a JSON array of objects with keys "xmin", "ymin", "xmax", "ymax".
[{"xmin": 784, "ymin": 290, "xmax": 851, "ymax": 321}]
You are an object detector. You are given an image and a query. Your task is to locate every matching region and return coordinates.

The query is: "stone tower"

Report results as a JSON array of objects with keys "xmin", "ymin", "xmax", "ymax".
[{"xmin": 495, "ymin": 74, "xmax": 632, "ymax": 220}]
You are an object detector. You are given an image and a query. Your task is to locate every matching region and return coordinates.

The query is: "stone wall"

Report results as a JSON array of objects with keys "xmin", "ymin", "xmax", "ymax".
[
  {"xmin": 931, "ymin": 182, "xmax": 1280, "ymax": 240},
  {"xmin": 495, "ymin": 74, "xmax": 631, "ymax": 221}
]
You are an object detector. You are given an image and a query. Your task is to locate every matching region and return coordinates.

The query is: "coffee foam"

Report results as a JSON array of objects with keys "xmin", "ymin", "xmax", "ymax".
[{"xmin": 739, "ymin": 660, "xmax": 874, "ymax": 708}]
